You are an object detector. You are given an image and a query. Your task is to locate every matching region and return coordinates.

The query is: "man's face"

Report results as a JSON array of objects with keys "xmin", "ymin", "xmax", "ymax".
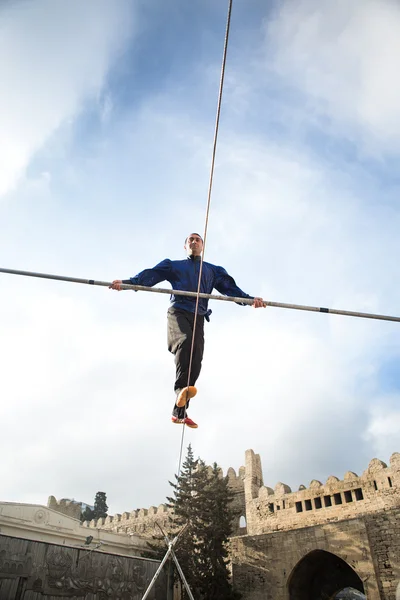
[{"xmin": 185, "ymin": 234, "xmax": 203, "ymax": 257}]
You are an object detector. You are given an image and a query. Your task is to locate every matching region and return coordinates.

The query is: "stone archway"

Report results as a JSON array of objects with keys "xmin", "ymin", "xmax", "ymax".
[{"xmin": 288, "ymin": 550, "xmax": 364, "ymax": 600}]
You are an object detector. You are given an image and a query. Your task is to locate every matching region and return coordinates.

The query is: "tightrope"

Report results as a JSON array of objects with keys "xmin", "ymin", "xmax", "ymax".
[{"xmin": 176, "ymin": 0, "xmax": 234, "ymax": 476}]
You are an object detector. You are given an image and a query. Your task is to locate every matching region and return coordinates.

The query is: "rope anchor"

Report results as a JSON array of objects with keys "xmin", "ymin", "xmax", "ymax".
[{"xmin": 141, "ymin": 523, "xmax": 195, "ymax": 600}]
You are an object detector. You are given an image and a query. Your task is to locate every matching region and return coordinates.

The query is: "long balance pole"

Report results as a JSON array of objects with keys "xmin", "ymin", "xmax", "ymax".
[{"xmin": 1, "ymin": 266, "xmax": 399, "ymax": 324}]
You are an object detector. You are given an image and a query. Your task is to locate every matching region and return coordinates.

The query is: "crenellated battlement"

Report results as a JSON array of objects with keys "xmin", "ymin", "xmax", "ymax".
[
  {"xmin": 81, "ymin": 503, "xmax": 171, "ymax": 537},
  {"xmin": 251, "ymin": 452, "xmax": 399, "ymax": 500},
  {"xmin": 244, "ymin": 449, "xmax": 400, "ymax": 535},
  {"xmin": 80, "ymin": 466, "xmax": 247, "ymax": 538},
  {"xmin": 47, "ymin": 495, "xmax": 82, "ymax": 520},
  {"xmin": 50, "ymin": 451, "xmax": 400, "ymax": 543}
]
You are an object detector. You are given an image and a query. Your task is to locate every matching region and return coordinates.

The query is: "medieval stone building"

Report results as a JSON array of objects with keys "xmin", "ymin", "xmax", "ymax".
[
  {"xmin": 230, "ymin": 449, "xmax": 400, "ymax": 600},
  {"xmin": 84, "ymin": 449, "xmax": 400, "ymax": 599},
  {"xmin": 2, "ymin": 450, "xmax": 399, "ymax": 598}
]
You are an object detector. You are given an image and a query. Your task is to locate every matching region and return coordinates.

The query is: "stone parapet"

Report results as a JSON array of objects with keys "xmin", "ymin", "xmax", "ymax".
[
  {"xmin": 82, "ymin": 466, "xmax": 248, "ymax": 538},
  {"xmin": 86, "ymin": 504, "xmax": 171, "ymax": 539},
  {"xmin": 244, "ymin": 450, "xmax": 400, "ymax": 536},
  {"xmin": 47, "ymin": 495, "xmax": 82, "ymax": 520}
]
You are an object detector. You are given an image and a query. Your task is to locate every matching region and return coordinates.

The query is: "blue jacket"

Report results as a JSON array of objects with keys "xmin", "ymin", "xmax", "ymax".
[{"xmin": 124, "ymin": 256, "xmax": 253, "ymax": 320}]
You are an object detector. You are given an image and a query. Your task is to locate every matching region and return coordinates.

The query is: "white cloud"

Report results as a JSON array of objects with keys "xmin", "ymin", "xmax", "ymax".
[
  {"xmin": 365, "ymin": 404, "xmax": 400, "ymax": 458},
  {"xmin": 0, "ymin": 0, "xmax": 133, "ymax": 197},
  {"xmin": 266, "ymin": 0, "xmax": 400, "ymax": 154},
  {"xmin": 0, "ymin": 278, "xmax": 176, "ymax": 510}
]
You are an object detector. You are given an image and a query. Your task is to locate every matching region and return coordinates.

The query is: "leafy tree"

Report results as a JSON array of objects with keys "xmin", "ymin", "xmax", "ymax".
[
  {"xmin": 80, "ymin": 505, "xmax": 94, "ymax": 523},
  {"xmin": 93, "ymin": 491, "xmax": 108, "ymax": 519}
]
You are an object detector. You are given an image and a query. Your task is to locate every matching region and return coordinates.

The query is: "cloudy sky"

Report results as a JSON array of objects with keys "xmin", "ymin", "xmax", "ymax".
[{"xmin": 1, "ymin": 0, "xmax": 400, "ymax": 516}]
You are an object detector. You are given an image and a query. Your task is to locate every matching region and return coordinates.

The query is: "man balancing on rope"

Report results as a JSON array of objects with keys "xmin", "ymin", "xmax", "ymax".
[{"xmin": 109, "ymin": 233, "xmax": 265, "ymax": 429}]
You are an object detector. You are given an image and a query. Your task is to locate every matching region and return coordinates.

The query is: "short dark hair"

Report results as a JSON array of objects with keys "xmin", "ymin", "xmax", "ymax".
[{"xmin": 185, "ymin": 233, "xmax": 203, "ymax": 244}]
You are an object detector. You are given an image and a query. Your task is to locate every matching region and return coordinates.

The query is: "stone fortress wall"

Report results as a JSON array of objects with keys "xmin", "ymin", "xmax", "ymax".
[
  {"xmin": 243, "ymin": 449, "xmax": 400, "ymax": 535},
  {"xmin": 49, "ymin": 450, "xmax": 400, "ymax": 599},
  {"xmin": 47, "ymin": 496, "xmax": 83, "ymax": 520},
  {"xmin": 76, "ymin": 465, "xmax": 247, "ymax": 539},
  {"xmin": 66, "ymin": 450, "xmax": 400, "ymax": 542},
  {"xmin": 230, "ymin": 450, "xmax": 400, "ymax": 600}
]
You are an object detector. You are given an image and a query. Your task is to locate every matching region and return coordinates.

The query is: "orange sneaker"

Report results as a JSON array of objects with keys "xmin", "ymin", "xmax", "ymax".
[
  {"xmin": 176, "ymin": 386, "xmax": 197, "ymax": 408},
  {"xmin": 171, "ymin": 415, "xmax": 198, "ymax": 429}
]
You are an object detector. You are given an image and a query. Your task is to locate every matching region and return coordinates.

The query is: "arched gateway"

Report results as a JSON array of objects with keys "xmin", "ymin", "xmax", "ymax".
[{"xmin": 288, "ymin": 550, "xmax": 365, "ymax": 600}]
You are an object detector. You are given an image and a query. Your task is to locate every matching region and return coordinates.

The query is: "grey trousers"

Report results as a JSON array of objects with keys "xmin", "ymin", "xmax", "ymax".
[{"xmin": 167, "ymin": 307, "xmax": 204, "ymax": 418}]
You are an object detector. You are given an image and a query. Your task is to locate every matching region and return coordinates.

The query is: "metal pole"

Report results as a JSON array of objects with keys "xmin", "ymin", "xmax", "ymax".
[
  {"xmin": 170, "ymin": 548, "xmax": 195, "ymax": 600},
  {"xmin": 1, "ymin": 266, "xmax": 400, "ymax": 324},
  {"xmin": 167, "ymin": 558, "xmax": 174, "ymax": 600},
  {"xmin": 141, "ymin": 545, "xmax": 174, "ymax": 600},
  {"xmin": 141, "ymin": 525, "xmax": 195, "ymax": 600}
]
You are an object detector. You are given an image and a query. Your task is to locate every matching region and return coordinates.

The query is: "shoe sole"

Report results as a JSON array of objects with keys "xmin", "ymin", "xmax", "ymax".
[
  {"xmin": 171, "ymin": 419, "xmax": 198, "ymax": 429},
  {"xmin": 176, "ymin": 386, "xmax": 197, "ymax": 408}
]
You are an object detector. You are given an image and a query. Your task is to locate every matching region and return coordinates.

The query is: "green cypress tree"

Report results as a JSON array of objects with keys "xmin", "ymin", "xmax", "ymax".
[
  {"xmin": 80, "ymin": 505, "xmax": 95, "ymax": 523},
  {"xmin": 166, "ymin": 447, "xmax": 241, "ymax": 600},
  {"xmin": 166, "ymin": 444, "xmax": 210, "ymax": 598},
  {"xmin": 93, "ymin": 491, "xmax": 108, "ymax": 519},
  {"xmin": 198, "ymin": 464, "xmax": 241, "ymax": 599}
]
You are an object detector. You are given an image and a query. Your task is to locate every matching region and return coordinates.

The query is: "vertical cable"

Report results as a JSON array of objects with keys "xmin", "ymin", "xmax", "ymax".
[{"xmin": 177, "ymin": 0, "xmax": 233, "ymax": 478}]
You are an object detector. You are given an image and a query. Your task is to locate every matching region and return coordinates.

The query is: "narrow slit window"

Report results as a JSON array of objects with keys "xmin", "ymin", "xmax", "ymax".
[
  {"xmin": 373, "ymin": 480, "xmax": 378, "ymax": 491},
  {"xmin": 314, "ymin": 497, "xmax": 322, "ymax": 509},
  {"xmin": 354, "ymin": 488, "xmax": 364, "ymax": 501},
  {"xmin": 388, "ymin": 477, "xmax": 393, "ymax": 488}
]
